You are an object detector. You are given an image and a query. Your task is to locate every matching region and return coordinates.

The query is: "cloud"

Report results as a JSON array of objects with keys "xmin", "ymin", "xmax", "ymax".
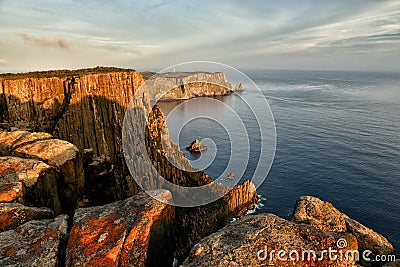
[
  {"xmin": 102, "ymin": 45, "xmax": 141, "ymax": 56},
  {"xmin": 19, "ymin": 33, "xmax": 71, "ymax": 49},
  {"xmin": 0, "ymin": 59, "xmax": 8, "ymax": 65}
]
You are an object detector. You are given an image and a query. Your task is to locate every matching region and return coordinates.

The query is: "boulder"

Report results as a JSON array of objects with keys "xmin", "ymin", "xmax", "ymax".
[
  {"xmin": 0, "ymin": 214, "xmax": 68, "ymax": 267},
  {"xmin": 0, "ymin": 130, "xmax": 85, "ymax": 213},
  {"xmin": 11, "ymin": 137, "xmax": 84, "ymax": 213},
  {"xmin": 0, "ymin": 202, "xmax": 54, "ymax": 231},
  {"xmin": 0, "ymin": 156, "xmax": 61, "ymax": 214},
  {"xmin": 186, "ymin": 140, "xmax": 207, "ymax": 152},
  {"xmin": 66, "ymin": 190, "xmax": 175, "ymax": 267},
  {"xmin": 293, "ymin": 196, "xmax": 395, "ymax": 266},
  {"xmin": 182, "ymin": 213, "xmax": 358, "ymax": 267},
  {"xmin": 293, "ymin": 196, "xmax": 348, "ymax": 232},
  {"xmin": 345, "ymin": 218, "xmax": 395, "ymax": 266}
]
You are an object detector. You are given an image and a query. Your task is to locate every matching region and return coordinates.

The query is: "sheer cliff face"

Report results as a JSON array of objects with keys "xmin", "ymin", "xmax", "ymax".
[
  {"xmin": 0, "ymin": 71, "xmax": 144, "ymax": 160},
  {"xmin": 146, "ymin": 72, "xmax": 232, "ymax": 101}
]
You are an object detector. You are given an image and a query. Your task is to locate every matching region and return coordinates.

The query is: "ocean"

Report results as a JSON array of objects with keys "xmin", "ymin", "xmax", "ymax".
[{"xmin": 157, "ymin": 69, "xmax": 400, "ymax": 254}]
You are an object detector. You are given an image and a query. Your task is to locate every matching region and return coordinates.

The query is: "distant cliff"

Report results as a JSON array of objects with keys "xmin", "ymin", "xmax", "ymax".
[{"xmin": 145, "ymin": 72, "xmax": 232, "ymax": 101}]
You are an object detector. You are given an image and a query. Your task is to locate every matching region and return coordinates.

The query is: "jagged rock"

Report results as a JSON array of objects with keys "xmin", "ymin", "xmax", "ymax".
[
  {"xmin": 225, "ymin": 180, "xmax": 258, "ymax": 217},
  {"xmin": 293, "ymin": 196, "xmax": 395, "ymax": 266},
  {"xmin": 225, "ymin": 172, "xmax": 235, "ymax": 180},
  {"xmin": 66, "ymin": 190, "xmax": 175, "ymax": 267},
  {"xmin": 293, "ymin": 196, "xmax": 349, "ymax": 232},
  {"xmin": 0, "ymin": 202, "xmax": 53, "ymax": 231},
  {"xmin": 12, "ymin": 137, "xmax": 84, "ymax": 213},
  {"xmin": 85, "ymin": 155, "xmax": 117, "ymax": 205},
  {"xmin": 0, "ymin": 214, "xmax": 68, "ymax": 267},
  {"xmin": 234, "ymin": 83, "xmax": 243, "ymax": 91},
  {"xmin": 0, "ymin": 156, "xmax": 61, "ymax": 214},
  {"xmin": 0, "ymin": 130, "xmax": 85, "ymax": 213},
  {"xmin": 0, "ymin": 181, "xmax": 24, "ymax": 203},
  {"xmin": 182, "ymin": 213, "xmax": 359, "ymax": 267},
  {"xmin": 345, "ymin": 218, "xmax": 395, "ymax": 267},
  {"xmin": 186, "ymin": 139, "xmax": 207, "ymax": 152}
]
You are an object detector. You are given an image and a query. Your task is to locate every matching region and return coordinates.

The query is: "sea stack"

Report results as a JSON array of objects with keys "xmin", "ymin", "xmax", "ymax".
[{"xmin": 186, "ymin": 139, "xmax": 208, "ymax": 152}]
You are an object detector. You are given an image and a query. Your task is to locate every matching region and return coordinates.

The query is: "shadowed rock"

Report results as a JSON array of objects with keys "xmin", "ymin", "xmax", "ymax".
[
  {"xmin": 0, "ymin": 156, "xmax": 61, "ymax": 214},
  {"xmin": 0, "ymin": 202, "xmax": 53, "ymax": 231},
  {"xmin": 0, "ymin": 215, "xmax": 68, "ymax": 267},
  {"xmin": 345, "ymin": 218, "xmax": 395, "ymax": 267},
  {"xmin": 0, "ymin": 130, "xmax": 84, "ymax": 213}
]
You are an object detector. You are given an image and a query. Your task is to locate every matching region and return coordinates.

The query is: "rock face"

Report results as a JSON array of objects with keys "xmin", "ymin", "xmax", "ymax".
[
  {"xmin": 0, "ymin": 202, "xmax": 53, "ymax": 231},
  {"xmin": 0, "ymin": 130, "xmax": 84, "ymax": 213},
  {"xmin": 0, "ymin": 156, "xmax": 61, "ymax": 214},
  {"xmin": 345, "ymin": 218, "xmax": 395, "ymax": 267},
  {"xmin": 0, "ymin": 69, "xmax": 144, "ymax": 161},
  {"xmin": 293, "ymin": 196, "xmax": 395, "ymax": 266},
  {"xmin": 145, "ymin": 72, "xmax": 232, "ymax": 101},
  {"xmin": 293, "ymin": 196, "xmax": 348, "ymax": 232},
  {"xmin": 66, "ymin": 190, "xmax": 174, "ymax": 267},
  {"xmin": 186, "ymin": 139, "xmax": 207, "ymax": 152},
  {"xmin": 183, "ymin": 196, "xmax": 396, "ymax": 267},
  {"xmin": 0, "ymin": 214, "xmax": 68, "ymax": 267},
  {"xmin": 182, "ymin": 213, "xmax": 359, "ymax": 267}
]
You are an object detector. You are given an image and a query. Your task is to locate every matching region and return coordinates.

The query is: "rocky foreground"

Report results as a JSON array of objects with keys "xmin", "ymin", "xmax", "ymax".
[{"xmin": 183, "ymin": 196, "xmax": 396, "ymax": 267}]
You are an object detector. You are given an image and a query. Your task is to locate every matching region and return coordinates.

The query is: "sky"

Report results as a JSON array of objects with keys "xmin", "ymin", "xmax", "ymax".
[{"xmin": 0, "ymin": 0, "xmax": 399, "ymax": 72}]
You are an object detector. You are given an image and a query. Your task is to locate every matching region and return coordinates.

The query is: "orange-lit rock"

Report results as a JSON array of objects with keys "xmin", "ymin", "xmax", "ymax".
[
  {"xmin": 66, "ymin": 190, "xmax": 174, "ymax": 267},
  {"xmin": 293, "ymin": 196, "xmax": 395, "ymax": 266},
  {"xmin": 293, "ymin": 196, "xmax": 349, "ymax": 232},
  {"xmin": 182, "ymin": 213, "xmax": 358, "ymax": 267},
  {"xmin": 0, "ymin": 202, "xmax": 53, "ymax": 231},
  {"xmin": 0, "ymin": 130, "xmax": 84, "ymax": 213},
  {"xmin": 0, "ymin": 182, "xmax": 24, "ymax": 203},
  {"xmin": 0, "ymin": 156, "xmax": 60, "ymax": 214}
]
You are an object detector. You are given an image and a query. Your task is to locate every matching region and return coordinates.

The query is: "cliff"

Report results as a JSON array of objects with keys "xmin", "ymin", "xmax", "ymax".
[
  {"xmin": 0, "ymin": 67, "xmax": 257, "ymax": 266},
  {"xmin": 144, "ymin": 72, "xmax": 232, "ymax": 101}
]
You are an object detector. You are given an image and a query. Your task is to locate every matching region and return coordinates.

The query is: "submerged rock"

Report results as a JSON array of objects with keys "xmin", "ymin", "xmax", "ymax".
[
  {"xmin": 186, "ymin": 139, "xmax": 207, "ymax": 152},
  {"xmin": 66, "ymin": 190, "xmax": 174, "ymax": 267},
  {"xmin": 0, "ymin": 215, "xmax": 68, "ymax": 267}
]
